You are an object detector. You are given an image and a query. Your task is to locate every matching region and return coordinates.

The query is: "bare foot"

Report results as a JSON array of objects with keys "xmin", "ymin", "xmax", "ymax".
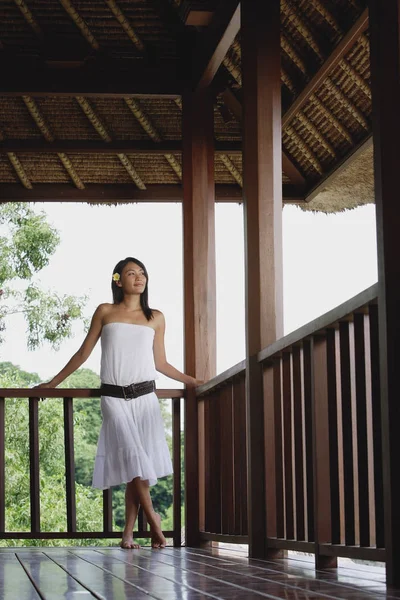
[
  {"xmin": 120, "ymin": 536, "xmax": 140, "ymax": 550},
  {"xmin": 150, "ymin": 513, "xmax": 167, "ymax": 549}
]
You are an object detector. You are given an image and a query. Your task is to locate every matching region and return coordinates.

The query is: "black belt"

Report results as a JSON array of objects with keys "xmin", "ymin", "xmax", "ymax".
[{"xmin": 100, "ymin": 380, "xmax": 156, "ymax": 400}]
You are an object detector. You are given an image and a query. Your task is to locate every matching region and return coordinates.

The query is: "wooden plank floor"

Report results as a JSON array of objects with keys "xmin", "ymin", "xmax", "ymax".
[{"xmin": 0, "ymin": 545, "xmax": 398, "ymax": 599}]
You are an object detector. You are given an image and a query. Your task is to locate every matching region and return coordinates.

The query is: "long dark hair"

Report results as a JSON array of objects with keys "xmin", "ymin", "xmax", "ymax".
[{"xmin": 111, "ymin": 257, "xmax": 153, "ymax": 321}]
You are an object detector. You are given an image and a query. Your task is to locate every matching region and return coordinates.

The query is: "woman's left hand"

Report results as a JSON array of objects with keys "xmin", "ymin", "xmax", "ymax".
[{"xmin": 186, "ymin": 377, "xmax": 204, "ymax": 387}]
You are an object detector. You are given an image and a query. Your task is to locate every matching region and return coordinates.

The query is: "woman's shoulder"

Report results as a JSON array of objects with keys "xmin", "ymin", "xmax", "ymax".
[
  {"xmin": 151, "ymin": 309, "xmax": 165, "ymax": 326},
  {"xmin": 93, "ymin": 303, "xmax": 114, "ymax": 318}
]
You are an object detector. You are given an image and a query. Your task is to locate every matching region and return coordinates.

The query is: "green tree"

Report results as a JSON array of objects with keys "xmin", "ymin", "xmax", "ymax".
[
  {"xmin": 0, "ymin": 202, "xmax": 87, "ymax": 349},
  {"xmin": 0, "ymin": 361, "xmax": 40, "ymax": 386}
]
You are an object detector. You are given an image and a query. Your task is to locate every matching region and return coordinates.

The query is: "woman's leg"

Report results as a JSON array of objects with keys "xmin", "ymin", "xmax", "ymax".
[
  {"xmin": 132, "ymin": 477, "xmax": 166, "ymax": 548},
  {"xmin": 121, "ymin": 480, "xmax": 141, "ymax": 549}
]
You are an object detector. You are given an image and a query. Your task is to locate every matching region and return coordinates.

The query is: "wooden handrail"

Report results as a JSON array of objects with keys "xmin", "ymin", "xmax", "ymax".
[
  {"xmin": 0, "ymin": 388, "xmax": 185, "ymax": 399},
  {"xmin": 196, "ymin": 283, "xmax": 378, "ymax": 397},
  {"xmin": 258, "ymin": 283, "xmax": 378, "ymax": 362}
]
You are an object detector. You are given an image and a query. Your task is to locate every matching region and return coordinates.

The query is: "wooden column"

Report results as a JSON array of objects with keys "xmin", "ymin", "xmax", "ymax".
[
  {"xmin": 369, "ymin": 0, "xmax": 400, "ymax": 586},
  {"xmin": 241, "ymin": 0, "xmax": 284, "ymax": 559},
  {"xmin": 182, "ymin": 87, "xmax": 216, "ymax": 547}
]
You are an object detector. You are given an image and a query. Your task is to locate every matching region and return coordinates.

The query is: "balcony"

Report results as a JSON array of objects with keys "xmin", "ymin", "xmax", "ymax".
[{"xmin": 0, "ymin": 284, "xmax": 395, "ymax": 598}]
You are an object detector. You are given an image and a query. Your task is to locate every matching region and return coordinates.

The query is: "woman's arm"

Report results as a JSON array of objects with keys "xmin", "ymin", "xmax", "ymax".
[
  {"xmin": 36, "ymin": 304, "xmax": 106, "ymax": 388},
  {"xmin": 153, "ymin": 312, "xmax": 203, "ymax": 386}
]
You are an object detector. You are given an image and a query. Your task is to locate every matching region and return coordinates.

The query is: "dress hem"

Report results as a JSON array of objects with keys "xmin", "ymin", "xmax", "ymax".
[{"xmin": 92, "ymin": 468, "xmax": 173, "ymax": 490}]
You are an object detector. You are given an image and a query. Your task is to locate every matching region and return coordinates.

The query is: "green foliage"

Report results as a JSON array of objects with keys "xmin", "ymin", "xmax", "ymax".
[
  {"xmin": 0, "ymin": 362, "xmax": 40, "ymax": 386},
  {"xmin": 0, "ymin": 203, "xmax": 59, "ymax": 284},
  {"xmin": 0, "ymin": 202, "xmax": 87, "ymax": 349}
]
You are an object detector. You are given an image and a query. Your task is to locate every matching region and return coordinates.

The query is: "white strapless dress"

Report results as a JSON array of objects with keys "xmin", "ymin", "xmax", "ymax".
[{"xmin": 92, "ymin": 322, "xmax": 173, "ymax": 489}]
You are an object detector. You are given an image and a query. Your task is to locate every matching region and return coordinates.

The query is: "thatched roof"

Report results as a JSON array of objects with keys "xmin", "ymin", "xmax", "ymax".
[{"xmin": 0, "ymin": 0, "xmax": 374, "ymax": 211}]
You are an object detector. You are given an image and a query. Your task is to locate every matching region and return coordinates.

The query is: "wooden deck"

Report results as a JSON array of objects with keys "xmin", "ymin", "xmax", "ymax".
[{"xmin": 0, "ymin": 545, "xmax": 398, "ymax": 599}]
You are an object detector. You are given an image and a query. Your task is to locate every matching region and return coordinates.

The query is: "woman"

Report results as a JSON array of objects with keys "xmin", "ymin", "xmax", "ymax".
[{"xmin": 37, "ymin": 257, "xmax": 202, "ymax": 549}]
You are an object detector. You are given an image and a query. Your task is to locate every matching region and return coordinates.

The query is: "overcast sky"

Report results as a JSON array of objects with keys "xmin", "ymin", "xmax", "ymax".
[{"xmin": 2, "ymin": 202, "xmax": 378, "ymax": 387}]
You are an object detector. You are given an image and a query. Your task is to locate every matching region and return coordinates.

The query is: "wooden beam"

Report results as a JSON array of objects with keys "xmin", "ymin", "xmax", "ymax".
[
  {"xmin": 59, "ymin": 0, "xmax": 100, "ymax": 50},
  {"xmin": 242, "ymin": 0, "xmax": 283, "ymax": 559},
  {"xmin": 0, "ymin": 183, "xmax": 303, "ymax": 203},
  {"xmin": 193, "ymin": 0, "xmax": 240, "ymax": 89},
  {"xmin": 282, "ymin": 8, "xmax": 369, "ymax": 128},
  {"xmin": 222, "ymin": 87, "xmax": 307, "ymax": 185},
  {"xmin": 0, "ymin": 60, "xmax": 181, "ymax": 98},
  {"xmin": 185, "ymin": 11, "xmax": 214, "ymax": 27},
  {"xmin": 281, "ymin": 152, "xmax": 307, "ymax": 186},
  {"xmin": 0, "ymin": 140, "xmax": 242, "ymax": 154},
  {"xmin": 369, "ymin": 0, "xmax": 400, "ymax": 586},
  {"xmin": 182, "ymin": 88, "xmax": 217, "ymax": 547}
]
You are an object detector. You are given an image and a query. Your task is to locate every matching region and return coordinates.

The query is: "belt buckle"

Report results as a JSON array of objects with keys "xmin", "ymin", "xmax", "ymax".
[{"xmin": 122, "ymin": 383, "xmax": 137, "ymax": 400}]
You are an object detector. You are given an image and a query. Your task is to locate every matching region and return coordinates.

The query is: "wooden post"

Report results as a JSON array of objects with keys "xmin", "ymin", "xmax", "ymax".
[
  {"xmin": 369, "ymin": 0, "xmax": 400, "ymax": 586},
  {"xmin": 241, "ymin": 0, "xmax": 284, "ymax": 559},
  {"xmin": 182, "ymin": 87, "xmax": 216, "ymax": 547}
]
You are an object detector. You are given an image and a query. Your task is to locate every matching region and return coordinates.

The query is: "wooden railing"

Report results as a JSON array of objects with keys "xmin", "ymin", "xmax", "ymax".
[
  {"xmin": 0, "ymin": 388, "xmax": 184, "ymax": 546},
  {"xmin": 196, "ymin": 283, "xmax": 385, "ymax": 564}
]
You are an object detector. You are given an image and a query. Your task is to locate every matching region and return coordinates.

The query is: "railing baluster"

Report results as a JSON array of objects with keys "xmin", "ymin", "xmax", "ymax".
[
  {"xmin": 137, "ymin": 506, "xmax": 148, "ymax": 533},
  {"xmin": 138, "ymin": 507, "xmax": 144, "ymax": 532},
  {"xmin": 282, "ymin": 352, "xmax": 294, "ymax": 540},
  {"xmin": 233, "ymin": 377, "xmax": 244, "ymax": 535},
  {"xmin": 102, "ymin": 489, "xmax": 112, "ymax": 535},
  {"xmin": 264, "ymin": 362, "xmax": 277, "ymax": 539},
  {"xmin": 172, "ymin": 396, "xmax": 182, "ymax": 547},
  {"xmin": 273, "ymin": 358, "xmax": 284, "ymax": 538},
  {"xmin": 29, "ymin": 397, "xmax": 40, "ymax": 534},
  {"xmin": 0, "ymin": 397, "xmax": 4, "ymax": 533},
  {"xmin": 234, "ymin": 376, "xmax": 247, "ymax": 536},
  {"xmin": 63, "ymin": 397, "xmax": 77, "ymax": 533},
  {"xmin": 354, "ymin": 312, "xmax": 370, "ymax": 546},
  {"xmin": 303, "ymin": 341, "xmax": 314, "ymax": 543},
  {"xmin": 198, "ymin": 393, "xmax": 205, "ymax": 534},
  {"xmin": 369, "ymin": 303, "xmax": 384, "ymax": 548},
  {"xmin": 326, "ymin": 328, "xmax": 340, "ymax": 544},
  {"xmin": 339, "ymin": 321, "xmax": 355, "ymax": 546},
  {"xmin": 292, "ymin": 346, "xmax": 305, "ymax": 541},
  {"xmin": 211, "ymin": 393, "xmax": 221, "ymax": 534},
  {"xmin": 312, "ymin": 335, "xmax": 337, "ymax": 569},
  {"xmin": 220, "ymin": 385, "xmax": 234, "ymax": 535},
  {"xmin": 204, "ymin": 394, "xmax": 212, "ymax": 532}
]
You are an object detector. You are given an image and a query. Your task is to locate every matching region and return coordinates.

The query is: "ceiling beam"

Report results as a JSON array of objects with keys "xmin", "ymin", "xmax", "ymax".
[
  {"xmin": 282, "ymin": 8, "xmax": 369, "ymax": 128},
  {"xmin": 0, "ymin": 140, "xmax": 242, "ymax": 154},
  {"xmin": 0, "ymin": 59, "xmax": 181, "ymax": 98},
  {"xmin": 193, "ymin": 0, "xmax": 240, "ymax": 90},
  {"xmin": 281, "ymin": 152, "xmax": 307, "ymax": 186},
  {"xmin": 0, "ymin": 183, "xmax": 305, "ymax": 203}
]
